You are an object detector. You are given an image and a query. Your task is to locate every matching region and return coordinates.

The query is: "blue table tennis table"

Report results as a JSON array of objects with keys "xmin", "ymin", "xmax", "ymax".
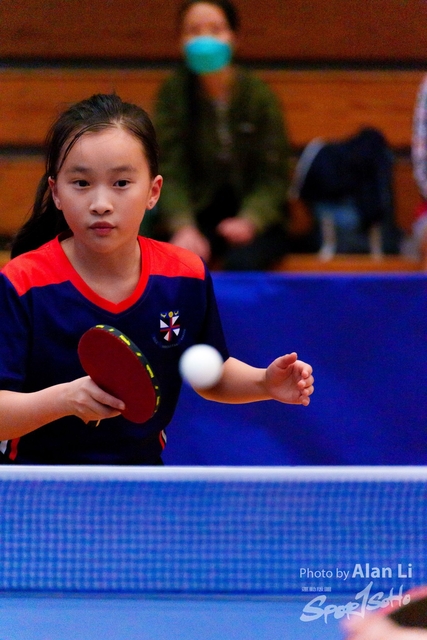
[{"xmin": 0, "ymin": 594, "xmax": 345, "ymax": 639}]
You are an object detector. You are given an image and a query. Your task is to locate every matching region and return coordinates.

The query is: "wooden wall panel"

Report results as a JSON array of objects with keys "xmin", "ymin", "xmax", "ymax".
[
  {"xmin": 0, "ymin": 69, "xmax": 169, "ymax": 145},
  {"xmin": 263, "ymin": 70, "xmax": 424, "ymax": 149},
  {"xmin": 0, "ymin": 68, "xmax": 423, "ymax": 149},
  {"xmin": 0, "ymin": 0, "xmax": 427, "ymax": 62},
  {"xmin": 0, "ymin": 156, "xmax": 43, "ymax": 235}
]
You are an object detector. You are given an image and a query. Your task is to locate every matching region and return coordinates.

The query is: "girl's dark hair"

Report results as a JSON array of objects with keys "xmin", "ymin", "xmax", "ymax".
[
  {"xmin": 177, "ymin": 0, "xmax": 240, "ymax": 32},
  {"xmin": 11, "ymin": 93, "xmax": 159, "ymax": 258}
]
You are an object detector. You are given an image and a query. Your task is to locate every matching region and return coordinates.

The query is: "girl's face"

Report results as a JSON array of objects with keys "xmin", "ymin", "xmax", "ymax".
[
  {"xmin": 180, "ymin": 2, "xmax": 235, "ymax": 48},
  {"xmin": 48, "ymin": 127, "xmax": 162, "ymax": 255}
]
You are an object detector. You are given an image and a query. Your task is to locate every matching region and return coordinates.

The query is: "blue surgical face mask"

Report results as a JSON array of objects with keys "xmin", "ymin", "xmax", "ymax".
[{"xmin": 183, "ymin": 35, "xmax": 232, "ymax": 75}]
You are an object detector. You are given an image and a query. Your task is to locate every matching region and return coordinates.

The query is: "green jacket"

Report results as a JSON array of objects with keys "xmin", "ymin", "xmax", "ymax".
[{"xmin": 154, "ymin": 66, "xmax": 290, "ymax": 232}]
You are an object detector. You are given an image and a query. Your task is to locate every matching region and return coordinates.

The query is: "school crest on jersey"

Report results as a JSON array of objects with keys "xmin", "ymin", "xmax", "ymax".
[{"xmin": 159, "ymin": 311, "xmax": 181, "ymax": 344}]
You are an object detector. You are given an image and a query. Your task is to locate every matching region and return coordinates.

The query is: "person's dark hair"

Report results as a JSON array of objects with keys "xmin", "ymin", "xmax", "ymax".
[
  {"xmin": 177, "ymin": 0, "xmax": 240, "ymax": 32},
  {"xmin": 11, "ymin": 93, "xmax": 159, "ymax": 258}
]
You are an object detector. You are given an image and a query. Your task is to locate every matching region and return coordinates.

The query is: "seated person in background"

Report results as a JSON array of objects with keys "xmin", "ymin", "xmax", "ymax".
[
  {"xmin": 412, "ymin": 74, "xmax": 427, "ymax": 271},
  {"xmin": 290, "ymin": 127, "xmax": 401, "ymax": 260},
  {"xmin": 152, "ymin": 0, "xmax": 290, "ymax": 271}
]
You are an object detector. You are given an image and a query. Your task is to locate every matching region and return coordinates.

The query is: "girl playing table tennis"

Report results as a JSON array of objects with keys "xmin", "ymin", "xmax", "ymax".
[{"xmin": 0, "ymin": 93, "xmax": 313, "ymax": 464}]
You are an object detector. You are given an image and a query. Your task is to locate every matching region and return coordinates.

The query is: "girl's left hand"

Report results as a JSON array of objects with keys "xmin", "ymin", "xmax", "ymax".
[{"xmin": 265, "ymin": 352, "xmax": 314, "ymax": 406}]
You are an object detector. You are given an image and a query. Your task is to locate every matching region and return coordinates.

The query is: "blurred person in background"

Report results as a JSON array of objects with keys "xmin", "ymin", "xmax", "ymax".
[
  {"xmin": 411, "ymin": 74, "xmax": 427, "ymax": 270},
  {"xmin": 151, "ymin": 0, "xmax": 291, "ymax": 270}
]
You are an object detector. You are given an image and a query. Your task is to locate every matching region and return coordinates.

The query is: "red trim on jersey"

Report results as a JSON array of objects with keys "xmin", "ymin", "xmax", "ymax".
[
  {"xmin": 2, "ymin": 235, "xmax": 205, "ymax": 314},
  {"xmin": 9, "ymin": 438, "xmax": 20, "ymax": 461},
  {"xmin": 2, "ymin": 240, "xmax": 70, "ymax": 295},
  {"xmin": 3, "ymin": 235, "xmax": 150, "ymax": 314},
  {"xmin": 143, "ymin": 237, "xmax": 206, "ymax": 280},
  {"xmin": 159, "ymin": 430, "xmax": 167, "ymax": 450}
]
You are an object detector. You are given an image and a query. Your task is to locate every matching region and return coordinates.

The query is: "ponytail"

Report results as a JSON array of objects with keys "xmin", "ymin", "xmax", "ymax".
[{"xmin": 10, "ymin": 173, "xmax": 69, "ymax": 258}]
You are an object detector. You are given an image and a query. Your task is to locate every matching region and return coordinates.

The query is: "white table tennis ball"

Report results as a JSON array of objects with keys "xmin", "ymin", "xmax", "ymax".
[{"xmin": 179, "ymin": 344, "xmax": 224, "ymax": 389}]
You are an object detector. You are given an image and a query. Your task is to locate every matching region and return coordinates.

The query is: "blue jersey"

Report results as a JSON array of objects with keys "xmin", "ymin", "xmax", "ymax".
[{"xmin": 0, "ymin": 235, "xmax": 229, "ymax": 464}]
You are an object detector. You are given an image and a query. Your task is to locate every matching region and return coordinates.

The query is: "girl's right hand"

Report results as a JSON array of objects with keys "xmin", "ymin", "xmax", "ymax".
[{"xmin": 64, "ymin": 376, "xmax": 125, "ymax": 424}]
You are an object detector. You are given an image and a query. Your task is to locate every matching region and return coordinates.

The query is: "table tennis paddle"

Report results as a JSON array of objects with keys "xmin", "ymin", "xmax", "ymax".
[
  {"xmin": 78, "ymin": 324, "xmax": 161, "ymax": 424},
  {"xmin": 389, "ymin": 595, "xmax": 427, "ymax": 628}
]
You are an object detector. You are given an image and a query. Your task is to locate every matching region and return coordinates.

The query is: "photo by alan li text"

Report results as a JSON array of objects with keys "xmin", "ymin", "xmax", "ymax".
[{"xmin": 300, "ymin": 563, "xmax": 413, "ymax": 581}]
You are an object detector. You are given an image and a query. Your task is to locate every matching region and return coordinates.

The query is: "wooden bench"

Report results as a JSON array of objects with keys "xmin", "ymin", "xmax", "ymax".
[
  {"xmin": 274, "ymin": 253, "xmax": 421, "ymax": 272},
  {"xmin": 0, "ymin": 68, "xmax": 423, "ymax": 149},
  {"xmin": 0, "ymin": 67, "xmax": 423, "ymax": 271}
]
